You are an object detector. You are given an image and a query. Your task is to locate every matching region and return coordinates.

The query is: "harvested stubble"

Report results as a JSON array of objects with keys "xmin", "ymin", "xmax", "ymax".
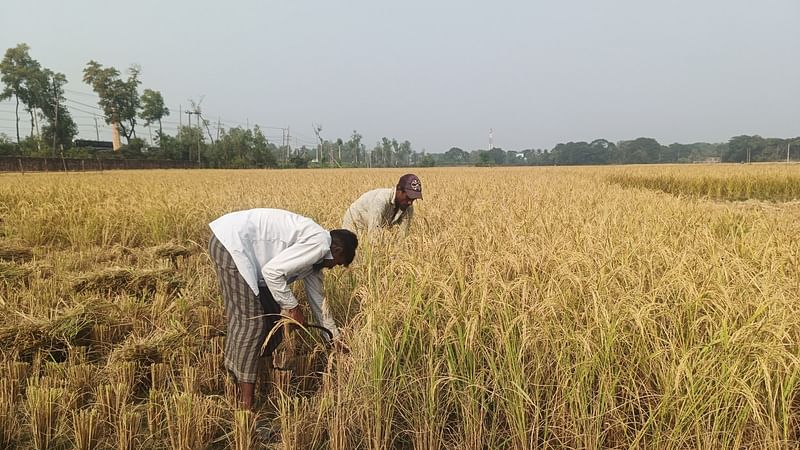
[
  {"xmin": 25, "ymin": 381, "xmax": 65, "ymax": 450},
  {"xmin": 71, "ymin": 408, "xmax": 101, "ymax": 450},
  {"xmin": 72, "ymin": 266, "xmax": 183, "ymax": 297},
  {"xmin": 164, "ymin": 392, "xmax": 220, "ymax": 450},
  {"xmin": 0, "ymin": 378, "xmax": 19, "ymax": 446}
]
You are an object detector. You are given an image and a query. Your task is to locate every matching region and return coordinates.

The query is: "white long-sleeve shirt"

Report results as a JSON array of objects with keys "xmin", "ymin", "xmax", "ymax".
[
  {"xmin": 209, "ymin": 208, "xmax": 338, "ymax": 337},
  {"xmin": 342, "ymin": 188, "xmax": 413, "ymax": 233}
]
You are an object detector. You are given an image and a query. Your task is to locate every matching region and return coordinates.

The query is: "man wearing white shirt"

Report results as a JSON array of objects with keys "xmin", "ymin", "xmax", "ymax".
[{"xmin": 208, "ymin": 208, "xmax": 358, "ymax": 410}]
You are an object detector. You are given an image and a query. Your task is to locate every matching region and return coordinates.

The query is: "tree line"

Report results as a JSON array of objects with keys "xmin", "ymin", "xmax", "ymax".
[
  {"xmin": 2, "ymin": 43, "xmax": 797, "ymax": 168},
  {"xmin": 433, "ymin": 136, "xmax": 799, "ymax": 166}
]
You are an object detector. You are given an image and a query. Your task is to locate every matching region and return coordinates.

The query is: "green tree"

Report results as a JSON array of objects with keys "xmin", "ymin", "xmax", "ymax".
[
  {"xmin": 618, "ymin": 137, "xmax": 663, "ymax": 164},
  {"xmin": 486, "ymin": 147, "xmax": 506, "ymax": 165},
  {"xmin": 724, "ymin": 135, "xmax": 765, "ymax": 163},
  {"xmin": 443, "ymin": 147, "xmax": 468, "ymax": 164},
  {"xmin": 419, "ymin": 154, "xmax": 436, "ymax": 167},
  {"xmin": 38, "ymin": 69, "xmax": 77, "ymax": 153},
  {"xmin": 0, "ymin": 43, "xmax": 42, "ymax": 143},
  {"xmin": 139, "ymin": 89, "xmax": 169, "ymax": 137},
  {"xmin": 380, "ymin": 137, "xmax": 393, "ymax": 166},
  {"xmin": 345, "ymin": 131, "xmax": 363, "ymax": 165},
  {"xmin": 82, "ymin": 61, "xmax": 141, "ymax": 143},
  {"xmin": 397, "ymin": 140, "xmax": 412, "ymax": 166}
]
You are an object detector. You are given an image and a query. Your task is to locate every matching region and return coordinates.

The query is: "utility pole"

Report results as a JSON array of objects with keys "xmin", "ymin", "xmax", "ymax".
[
  {"xmin": 788, "ymin": 142, "xmax": 791, "ymax": 163},
  {"xmin": 179, "ymin": 104, "xmax": 182, "ymax": 129},
  {"xmin": 185, "ymin": 109, "xmax": 202, "ymax": 166},
  {"xmin": 286, "ymin": 126, "xmax": 291, "ymax": 156},
  {"xmin": 52, "ymin": 82, "xmax": 59, "ymax": 157},
  {"xmin": 312, "ymin": 124, "xmax": 323, "ymax": 163},
  {"xmin": 94, "ymin": 117, "xmax": 100, "ymax": 141}
]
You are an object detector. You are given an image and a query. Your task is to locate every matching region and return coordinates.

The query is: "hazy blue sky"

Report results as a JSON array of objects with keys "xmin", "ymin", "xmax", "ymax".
[{"xmin": 1, "ymin": 0, "xmax": 798, "ymax": 152}]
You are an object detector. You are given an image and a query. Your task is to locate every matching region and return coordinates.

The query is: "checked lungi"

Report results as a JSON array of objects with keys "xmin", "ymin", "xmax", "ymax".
[{"xmin": 209, "ymin": 234, "xmax": 283, "ymax": 384}]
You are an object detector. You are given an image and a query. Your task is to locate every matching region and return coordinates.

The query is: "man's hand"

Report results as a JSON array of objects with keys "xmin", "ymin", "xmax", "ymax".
[{"xmin": 284, "ymin": 306, "xmax": 306, "ymax": 325}]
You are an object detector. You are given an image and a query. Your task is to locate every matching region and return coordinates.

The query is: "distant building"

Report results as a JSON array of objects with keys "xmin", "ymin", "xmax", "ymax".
[
  {"xmin": 73, "ymin": 139, "xmax": 114, "ymax": 150},
  {"xmin": 693, "ymin": 157, "xmax": 721, "ymax": 164}
]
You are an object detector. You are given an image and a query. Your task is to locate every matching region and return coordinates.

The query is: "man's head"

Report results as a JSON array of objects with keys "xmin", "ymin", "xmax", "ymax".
[
  {"xmin": 325, "ymin": 229, "xmax": 358, "ymax": 268},
  {"xmin": 395, "ymin": 173, "xmax": 423, "ymax": 210}
]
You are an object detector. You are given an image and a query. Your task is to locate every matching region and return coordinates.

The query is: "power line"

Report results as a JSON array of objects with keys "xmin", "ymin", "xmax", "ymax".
[
  {"xmin": 63, "ymin": 88, "xmax": 99, "ymax": 98},
  {"xmin": 63, "ymin": 97, "xmax": 103, "ymax": 111}
]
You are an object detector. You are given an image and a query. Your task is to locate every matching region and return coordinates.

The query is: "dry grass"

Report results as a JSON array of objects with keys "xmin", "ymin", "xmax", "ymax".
[{"xmin": 0, "ymin": 165, "xmax": 799, "ymax": 449}]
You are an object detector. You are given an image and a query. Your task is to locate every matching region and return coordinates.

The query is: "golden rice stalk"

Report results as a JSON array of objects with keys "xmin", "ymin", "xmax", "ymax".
[
  {"xmin": 72, "ymin": 266, "xmax": 183, "ymax": 297},
  {"xmin": 0, "ymin": 378, "xmax": 19, "ymax": 447},
  {"xmin": 150, "ymin": 362, "xmax": 173, "ymax": 392},
  {"xmin": 196, "ymin": 306, "xmax": 223, "ymax": 339},
  {"xmin": 277, "ymin": 394, "xmax": 317, "ymax": 450},
  {"xmin": 67, "ymin": 363, "xmax": 95, "ymax": 409},
  {"xmin": 224, "ymin": 373, "xmax": 237, "ymax": 408},
  {"xmin": 146, "ymin": 389, "xmax": 166, "ymax": 438},
  {"xmin": 210, "ymin": 336, "xmax": 225, "ymax": 364},
  {"xmin": 196, "ymin": 352, "xmax": 221, "ymax": 394},
  {"xmin": 71, "ymin": 408, "xmax": 100, "ymax": 450},
  {"xmin": 43, "ymin": 361, "xmax": 66, "ymax": 380},
  {"xmin": 181, "ymin": 365, "xmax": 199, "ymax": 395},
  {"xmin": 96, "ymin": 383, "xmax": 129, "ymax": 425},
  {"xmin": 25, "ymin": 383, "xmax": 65, "ymax": 450},
  {"xmin": 233, "ymin": 409, "xmax": 257, "ymax": 450},
  {"xmin": 109, "ymin": 361, "xmax": 137, "ymax": 398},
  {"xmin": 164, "ymin": 392, "xmax": 215, "ymax": 450},
  {"xmin": 115, "ymin": 405, "xmax": 142, "ymax": 450},
  {"xmin": 68, "ymin": 346, "xmax": 89, "ymax": 366},
  {"xmin": 0, "ymin": 240, "xmax": 33, "ymax": 262},
  {"xmin": 7, "ymin": 360, "xmax": 31, "ymax": 389}
]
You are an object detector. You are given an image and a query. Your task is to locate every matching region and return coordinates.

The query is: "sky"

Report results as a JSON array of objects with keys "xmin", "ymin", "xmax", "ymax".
[{"xmin": 1, "ymin": 0, "xmax": 798, "ymax": 153}]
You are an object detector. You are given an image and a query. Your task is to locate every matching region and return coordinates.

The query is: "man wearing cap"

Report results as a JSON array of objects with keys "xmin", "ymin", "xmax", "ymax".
[
  {"xmin": 342, "ymin": 173, "xmax": 423, "ymax": 234},
  {"xmin": 208, "ymin": 208, "xmax": 358, "ymax": 410}
]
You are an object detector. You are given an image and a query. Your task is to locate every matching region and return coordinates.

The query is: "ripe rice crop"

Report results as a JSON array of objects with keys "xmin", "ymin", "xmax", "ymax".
[
  {"xmin": 606, "ymin": 164, "xmax": 800, "ymax": 201},
  {"xmin": 0, "ymin": 164, "xmax": 799, "ymax": 449}
]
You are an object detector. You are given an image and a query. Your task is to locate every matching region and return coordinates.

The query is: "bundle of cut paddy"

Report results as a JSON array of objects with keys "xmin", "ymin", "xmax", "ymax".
[
  {"xmin": 0, "ymin": 261, "xmax": 34, "ymax": 285},
  {"xmin": 0, "ymin": 302, "xmax": 111, "ymax": 358},
  {"xmin": 107, "ymin": 328, "xmax": 187, "ymax": 366},
  {"xmin": 72, "ymin": 267, "xmax": 182, "ymax": 297},
  {"xmin": 0, "ymin": 241, "xmax": 33, "ymax": 262},
  {"xmin": 151, "ymin": 242, "xmax": 193, "ymax": 268},
  {"xmin": 93, "ymin": 244, "xmax": 139, "ymax": 265}
]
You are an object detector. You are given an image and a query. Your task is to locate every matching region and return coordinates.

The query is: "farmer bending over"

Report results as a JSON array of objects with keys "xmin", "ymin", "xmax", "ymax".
[
  {"xmin": 342, "ymin": 173, "xmax": 423, "ymax": 234},
  {"xmin": 208, "ymin": 208, "xmax": 358, "ymax": 410}
]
